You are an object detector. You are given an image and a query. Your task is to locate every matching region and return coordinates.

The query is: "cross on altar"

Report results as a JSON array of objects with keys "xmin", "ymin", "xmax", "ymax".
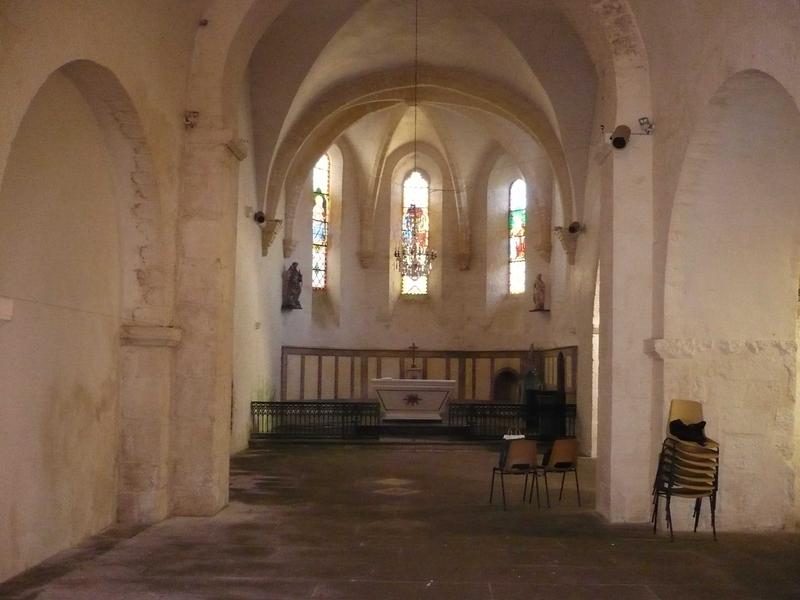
[{"xmin": 408, "ymin": 342, "xmax": 419, "ymax": 367}]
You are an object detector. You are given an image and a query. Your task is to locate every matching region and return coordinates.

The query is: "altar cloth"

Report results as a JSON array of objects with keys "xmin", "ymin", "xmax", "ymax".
[{"xmin": 371, "ymin": 378, "xmax": 456, "ymax": 421}]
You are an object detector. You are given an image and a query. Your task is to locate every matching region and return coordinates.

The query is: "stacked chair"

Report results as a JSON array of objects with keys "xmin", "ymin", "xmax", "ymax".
[{"xmin": 652, "ymin": 399, "xmax": 720, "ymax": 541}]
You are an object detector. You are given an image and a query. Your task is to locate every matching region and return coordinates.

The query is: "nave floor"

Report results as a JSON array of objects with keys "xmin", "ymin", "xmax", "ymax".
[{"xmin": 1, "ymin": 444, "xmax": 799, "ymax": 599}]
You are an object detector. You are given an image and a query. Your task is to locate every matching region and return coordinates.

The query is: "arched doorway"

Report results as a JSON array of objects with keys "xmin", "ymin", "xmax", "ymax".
[{"xmin": 493, "ymin": 369, "xmax": 520, "ymax": 403}]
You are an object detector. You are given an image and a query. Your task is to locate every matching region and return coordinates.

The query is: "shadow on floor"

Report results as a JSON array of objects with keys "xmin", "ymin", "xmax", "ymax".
[{"xmin": 1, "ymin": 444, "xmax": 798, "ymax": 600}]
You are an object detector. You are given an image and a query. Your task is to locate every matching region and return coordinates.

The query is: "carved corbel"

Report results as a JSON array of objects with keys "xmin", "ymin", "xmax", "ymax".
[
  {"xmin": 120, "ymin": 325, "xmax": 182, "ymax": 347},
  {"xmin": 553, "ymin": 222, "xmax": 585, "ymax": 265},
  {"xmin": 260, "ymin": 219, "xmax": 282, "ymax": 257}
]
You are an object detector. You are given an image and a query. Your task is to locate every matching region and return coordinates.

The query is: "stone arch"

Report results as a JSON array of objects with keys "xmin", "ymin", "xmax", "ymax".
[
  {"xmin": 590, "ymin": 0, "xmax": 652, "ymax": 123},
  {"xmin": 53, "ymin": 62, "xmax": 175, "ymax": 527},
  {"xmin": 483, "ymin": 153, "xmax": 536, "ymax": 310},
  {"xmin": 369, "ymin": 140, "xmax": 464, "ymax": 269},
  {"xmin": 385, "ymin": 153, "xmax": 445, "ymax": 303},
  {"xmin": 492, "ymin": 368, "xmax": 521, "ymax": 403},
  {"xmin": 182, "ymin": 0, "xmax": 656, "ymax": 524},
  {"xmin": 0, "ymin": 59, "xmax": 173, "ymax": 580},
  {"xmin": 184, "ymin": 0, "xmax": 299, "ymax": 132},
  {"xmin": 59, "ymin": 60, "xmax": 169, "ymax": 326},
  {"xmin": 308, "ymin": 141, "xmax": 346, "ymax": 325},
  {"xmin": 664, "ymin": 70, "xmax": 800, "ymax": 340},
  {"xmin": 267, "ymin": 66, "xmax": 576, "ymax": 255},
  {"xmin": 184, "ymin": 0, "xmax": 653, "ymax": 243},
  {"xmin": 0, "ymin": 61, "xmax": 169, "ymax": 313},
  {"xmin": 661, "ymin": 69, "xmax": 800, "ymax": 529}
]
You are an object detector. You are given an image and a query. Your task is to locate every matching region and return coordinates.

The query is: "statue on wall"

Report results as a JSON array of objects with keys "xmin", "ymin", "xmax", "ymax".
[
  {"xmin": 282, "ymin": 262, "xmax": 303, "ymax": 310},
  {"xmin": 533, "ymin": 273, "xmax": 546, "ymax": 310}
]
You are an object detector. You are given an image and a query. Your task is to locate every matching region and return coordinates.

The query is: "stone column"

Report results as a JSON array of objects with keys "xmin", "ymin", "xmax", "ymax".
[
  {"xmin": 170, "ymin": 126, "xmax": 237, "ymax": 515},
  {"xmin": 596, "ymin": 136, "xmax": 656, "ymax": 523},
  {"xmin": 118, "ymin": 325, "xmax": 182, "ymax": 524}
]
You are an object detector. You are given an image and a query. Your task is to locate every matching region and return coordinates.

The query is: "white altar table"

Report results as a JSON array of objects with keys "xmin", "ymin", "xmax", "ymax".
[{"xmin": 371, "ymin": 378, "xmax": 456, "ymax": 421}]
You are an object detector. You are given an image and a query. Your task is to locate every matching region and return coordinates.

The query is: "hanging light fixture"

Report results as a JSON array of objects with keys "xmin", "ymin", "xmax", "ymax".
[
  {"xmin": 394, "ymin": 0, "xmax": 437, "ymax": 280},
  {"xmin": 395, "ymin": 202, "xmax": 437, "ymax": 279}
]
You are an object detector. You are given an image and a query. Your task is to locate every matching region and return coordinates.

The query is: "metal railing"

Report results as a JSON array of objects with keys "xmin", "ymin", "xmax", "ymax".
[
  {"xmin": 251, "ymin": 401, "xmax": 575, "ymax": 441},
  {"xmin": 251, "ymin": 401, "xmax": 380, "ymax": 439},
  {"xmin": 448, "ymin": 403, "xmax": 576, "ymax": 440},
  {"xmin": 448, "ymin": 403, "xmax": 526, "ymax": 439}
]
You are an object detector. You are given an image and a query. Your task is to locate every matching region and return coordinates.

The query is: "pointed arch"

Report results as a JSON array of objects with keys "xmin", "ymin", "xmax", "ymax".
[
  {"xmin": 366, "ymin": 140, "xmax": 464, "ymax": 270},
  {"xmin": 268, "ymin": 66, "xmax": 576, "ymax": 261}
]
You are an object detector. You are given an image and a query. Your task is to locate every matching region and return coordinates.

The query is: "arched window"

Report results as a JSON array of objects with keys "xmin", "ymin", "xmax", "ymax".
[
  {"xmin": 508, "ymin": 178, "xmax": 526, "ymax": 294},
  {"xmin": 311, "ymin": 154, "xmax": 330, "ymax": 290},
  {"xmin": 400, "ymin": 170, "xmax": 431, "ymax": 295}
]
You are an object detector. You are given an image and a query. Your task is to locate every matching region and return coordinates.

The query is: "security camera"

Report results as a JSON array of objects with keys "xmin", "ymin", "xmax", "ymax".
[
  {"xmin": 253, "ymin": 211, "xmax": 266, "ymax": 224},
  {"xmin": 610, "ymin": 125, "xmax": 631, "ymax": 149},
  {"xmin": 567, "ymin": 221, "xmax": 583, "ymax": 234}
]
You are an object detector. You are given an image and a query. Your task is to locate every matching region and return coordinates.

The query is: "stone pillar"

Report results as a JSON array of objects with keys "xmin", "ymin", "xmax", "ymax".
[
  {"xmin": 170, "ymin": 127, "xmax": 237, "ymax": 515},
  {"xmin": 118, "ymin": 325, "xmax": 182, "ymax": 524},
  {"xmin": 596, "ymin": 136, "xmax": 656, "ymax": 523}
]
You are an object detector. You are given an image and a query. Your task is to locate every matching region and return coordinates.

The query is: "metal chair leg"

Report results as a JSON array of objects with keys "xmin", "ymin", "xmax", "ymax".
[
  {"xmin": 523, "ymin": 473, "xmax": 529, "ymax": 502},
  {"xmin": 542, "ymin": 471, "xmax": 550, "ymax": 507},
  {"xmin": 693, "ymin": 498, "xmax": 701, "ymax": 532},
  {"xmin": 500, "ymin": 472, "xmax": 506, "ymax": 511},
  {"xmin": 489, "ymin": 469, "xmax": 496, "ymax": 504},
  {"xmin": 574, "ymin": 468, "xmax": 581, "ymax": 507},
  {"xmin": 652, "ymin": 494, "xmax": 660, "ymax": 533},
  {"xmin": 666, "ymin": 494, "xmax": 674, "ymax": 542},
  {"xmin": 534, "ymin": 473, "xmax": 541, "ymax": 508},
  {"xmin": 710, "ymin": 493, "xmax": 717, "ymax": 541},
  {"xmin": 559, "ymin": 471, "xmax": 566, "ymax": 501}
]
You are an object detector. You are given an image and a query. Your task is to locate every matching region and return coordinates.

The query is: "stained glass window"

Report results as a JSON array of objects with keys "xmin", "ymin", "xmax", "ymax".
[
  {"xmin": 400, "ymin": 170, "xmax": 430, "ymax": 295},
  {"xmin": 509, "ymin": 178, "xmax": 526, "ymax": 294},
  {"xmin": 311, "ymin": 154, "xmax": 330, "ymax": 290}
]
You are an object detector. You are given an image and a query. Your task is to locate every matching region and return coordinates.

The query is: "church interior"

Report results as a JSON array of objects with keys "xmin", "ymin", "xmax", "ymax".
[{"xmin": 2, "ymin": 0, "xmax": 800, "ymax": 596}]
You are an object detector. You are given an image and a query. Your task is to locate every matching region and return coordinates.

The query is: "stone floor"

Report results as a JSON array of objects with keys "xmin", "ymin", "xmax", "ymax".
[{"xmin": 2, "ymin": 443, "xmax": 799, "ymax": 599}]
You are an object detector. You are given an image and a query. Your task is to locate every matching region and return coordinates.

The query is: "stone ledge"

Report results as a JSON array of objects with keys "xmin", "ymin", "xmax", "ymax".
[
  {"xmin": 647, "ymin": 337, "xmax": 796, "ymax": 360},
  {"xmin": 0, "ymin": 296, "xmax": 13, "ymax": 326},
  {"xmin": 120, "ymin": 325, "xmax": 182, "ymax": 347}
]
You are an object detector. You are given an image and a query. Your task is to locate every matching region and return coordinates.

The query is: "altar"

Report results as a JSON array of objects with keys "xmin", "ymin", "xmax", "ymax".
[{"xmin": 371, "ymin": 378, "xmax": 456, "ymax": 421}]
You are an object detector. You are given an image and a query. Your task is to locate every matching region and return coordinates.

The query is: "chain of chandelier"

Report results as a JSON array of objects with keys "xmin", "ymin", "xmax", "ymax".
[{"xmin": 394, "ymin": 0, "xmax": 438, "ymax": 281}]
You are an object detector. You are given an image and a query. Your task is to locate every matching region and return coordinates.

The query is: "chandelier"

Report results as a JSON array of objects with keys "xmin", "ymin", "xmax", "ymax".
[{"xmin": 394, "ymin": 203, "xmax": 437, "ymax": 280}]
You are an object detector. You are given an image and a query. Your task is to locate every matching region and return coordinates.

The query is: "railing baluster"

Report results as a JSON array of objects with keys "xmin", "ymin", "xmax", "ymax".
[
  {"xmin": 249, "ymin": 401, "xmax": 380, "ymax": 439},
  {"xmin": 249, "ymin": 401, "xmax": 575, "ymax": 441}
]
